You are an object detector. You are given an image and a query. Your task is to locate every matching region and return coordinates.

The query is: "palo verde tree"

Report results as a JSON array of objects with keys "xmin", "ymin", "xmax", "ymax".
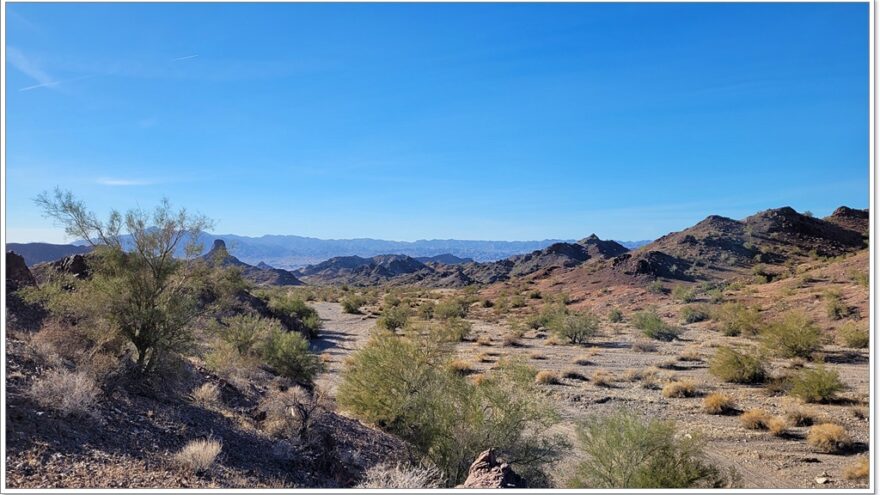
[{"xmin": 36, "ymin": 188, "xmax": 214, "ymax": 373}]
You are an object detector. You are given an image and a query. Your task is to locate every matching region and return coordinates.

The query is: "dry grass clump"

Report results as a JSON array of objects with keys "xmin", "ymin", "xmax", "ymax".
[
  {"xmin": 28, "ymin": 369, "xmax": 99, "ymax": 417},
  {"xmin": 806, "ymin": 423, "xmax": 851, "ymax": 453},
  {"xmin": 320, "ymin": 352, "xmax": 333, "ymax": 363},
  {"xmin": 765, "ymin": 416, "xmax": 788, "ymax": 437},
  {"xmin": 740, "ymin": 409, "xmax": 771, "ymax": 430},
  {"xmin": 677, "ymin": 347, "xmax": 702, "ymax": 362},
  {"xmin": 631, "ymin": 340, "xmax": 658, "ymax": 353},
  {"xmin": 843, "ymin": 457, "xmax": 869, "ymax": 481},
  {"xmin": 475, "ymin": 352, "xmax": 493, "ymax": 363},
  {"xmin": 573, "ymin": 355, "xmax": 593, "ymax": 366},
  {"xmin": 191, "ymin": 383, "xmax": 220, "ymax": 406},
  {"xmin": 591, "ymin": 369, "xmax": 614, "ymax": 387},
  {"xmin": 355, "ymin": 461, "xmax": 443, "ymax": 488},
  {"xmin": 448, "ymin": 359, "xmax": 473, "ymax": 375},
  {"xmin": 476, "ymin": 335, "xmax": 492, "ymax": 347},
  {"xmin": 661, "ymin": 379, "xmax": 698, "ymax": 398},
  {"xmin": 174, "ymin": 438, "xmax": 222, "ymax": 473},
  {"xmin": 535, "ymin": 370, "xmax": 561, "ymax": 385},
  {"xmin": 562, "ymin": 369, "xmax": 588, "ymax": 381},
  {"xmin": 501, "ymin": 333, "xmax": 521, "ymax": 347},
  {"xmin": 785, "ymin": 405, "xmax": 818, "ymax": 427},
  {"xmin": 702, "ymin": 393, "xmax": 735, "ymax": 414},
  {"xmin": 470, "ymin": 373, "xmax": 487, "ymax": 386},
  {"xmin": 622, "ymin": 367, "xmax": 663, "ymax": 389}
]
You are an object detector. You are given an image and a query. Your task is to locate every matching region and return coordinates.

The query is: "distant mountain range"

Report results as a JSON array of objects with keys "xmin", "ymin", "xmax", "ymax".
[{"xmin": 8, "ymin": 235, "xmax": 651, "ymax": 268}]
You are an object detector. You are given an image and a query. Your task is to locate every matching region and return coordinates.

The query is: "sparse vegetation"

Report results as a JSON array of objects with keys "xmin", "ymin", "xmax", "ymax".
[
  {"xmin": 661, "ymin": 379, "xmax": 698, "ymax": 398},
  {"xmin": 672, "ymin": 285, "xmax": 696, "ymax": 303},
  {"xmin": 807, "ymin": 423, "xmax": 851, "ymax": 453},
  {"xmin": 191, "ymin": 383, "xmax": 220, "ymax": 406},
  {"xmin": 549, "ymin": 311, "xmax": 599, "ymax": 345},
  {"xmin": 569, "ymin": 410, "xmax": 730, "ymax": 488},
  {"xmin": 337, "ymin": 333, "xmax": 565, "ymax": 485},
  {"xmin": 377, "ymin": 305, "xmax": 410, "ymax": 331},
  {"xmin": 788, "ymin": 365, "xmax": 843, "ymax": 403},
  {"xmin": 631, "ymin": 310, "xmax": 680, "ymax": 341},
  {"xmin": 761, "ymin": 311, "xmax": 822, "ymax": 359},
  {"xmin": 341, "ymin": 294, "xmax": 368, "ymax": 314},
  {"xmin": 708, "ymin": 347, "xmax": 766, "ymax": 384},
  {"xmin": 838, "ymin": 321, "xmax": 869, "ymax": 348},
  {"xmin": 608, "ymin": 308, "xmax": 623, "ymax": 323},
  {"xmin": 535, "ymin": 370, "xmax": 561, "ymax": 385},
  {"xmin": 702, "ymin": 393, "xmax": 734, "ymax": 415},
  {"xmin": 28, "ymin": 369, "xmax": 99, "ymax": 417},
  {"xmin": 680, "ymin": 305, "xmax": 710, "ymax": 324},
  {"xmin": 844, "ymin": 457, "xmax": 869, "ymax": 481},
  {"xmin": 824, "ymin": 289, "xmax": 850, "ymax": 320},
  {"xmin": 174, "ymin": 438, "xmax": 221, "ymax": 473},
  {"xmin": 740, "ymin": 409, "xmax": 771, "ymax": 430},
  {"xmin": 713, "ymin": 303, "xmax": 761, "ymax": 337},
  {"xmin": 356, "ymin": 462, "xmax": 444, "ymax": 489}
]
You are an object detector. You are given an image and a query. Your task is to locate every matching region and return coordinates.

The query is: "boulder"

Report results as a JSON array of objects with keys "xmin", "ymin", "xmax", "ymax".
[
  {"xmin": 6, "ymin": 251, "xmax": 36, "ymax": 291},
  {"xmin": 50, "ymin": 254, "xmax": 91, "ymax": 279},
  {"xmin": 456, "ymin": 449, "xmax": 525, "ymax": 489}
]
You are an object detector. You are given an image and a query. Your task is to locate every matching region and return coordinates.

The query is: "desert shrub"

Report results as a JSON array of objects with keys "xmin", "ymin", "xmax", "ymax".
[
  {"xmin": 838, "ymin": 321, "xmax": 869, "ymax": 348},
  {"xmin": 338, "ymin": 333, "xmax": 565, "ymax": 485},
  {"xmin": 591, "ymin": 369, "xmax": 614, "ymax": 387},
  {"xmin": 527, "ymin": 303, "xmax": 568, "ymax": 330},
  {"xmin": 661, "ymin": 379, "xmax": 698, "ymax": 398},
  {"xmin": 356, "ymin": 462, "xmax": 444, "ymax": 489},
  {"xmin": 761, "ymin": 312, "xmax": 822, "ymax": 359},
  {"xmin": 824, "ymin": 290, "xmax": 849, "ymax": 320},
  {"xmin": 632, "ymin": 310, "xmax": 680, "ymax": 341},
  {"xmin": 433, "ymin": 298, "xmax": 469, "ymax": 320},
  {"xmin": 569, "ymin": 410, "xmax": 730, "ymax": 488},
  {"xmin": 377, "ymin": 305, "xmax": 410, "ymax": 331},
  {"xmin": 259, "ymin": 328, "xmax": 322, "ymax": 383},
  {"xmin": 501, "ymin": 333, "xmax": 521, "ymax": 347},
  {"xmin": 535, "ymin": 370, "xmax": 561, "ymax": 385},
  {"xmin": 562, "ymin": 369, "xmax": 587, "ymax": 381},
  {"xmin": 785, "ymin": 405, "xmax": 817, "ymax": 427},
  {"xmin": 849, "ymin": 270, "xmax": 869, "ymax": 288},
  {"xmin": 752, "ymin": 264, "xmax": 773, "ymax": 284},
  {"xmin": 33, "ymin": 190, "xmax": 220, "ymax": 374},
  {"xmin": 267, "ymin": 294, "xmax": 323, "ymax": 338},
  {"xmin": 713, "ymin": 303, "xmax": 761, "ymax": 337},
  {"xmin": 708, "ymin": 347, "xmax": 766, "ymax": 384},
  {"xmin": 740, "ymin": 409, "xmax": 771, "ymax": 430},
  {"xmin": 215, "ymin": 314, "xmax": 275, "ymax": 357},
  {"xmin": 807, "ymin": 423, "xmax": 851, "ymax": 453},
  {"xmin": 476, "ymin": 334, "xmax": 492, "ymax": 346},
  {"xmin": 788, "ymin": 365, "xmax": 843, "ymax": 403},
  {"xmin": 417, "ymin": 300, "xmax": 436, "ymax": 320},
  {"xmin": 844, "ymin": 457, "xmax": 869, "ymax": 481},
  {"xmin": 647, "ymin": 281, "xmax": 665, "ymax": 294},
  {"xmin": 433, "ymin": 317, "xmax": 472, "ymax": 343},
  {"xmin": 672, "ymin": 285, "xmax": 696, "ymax": 303},
  {"xmin": 631, "ymin": 340, "xmax": 658, "ymax": 352},
  {"xmin": 384, "ymin": 292, "xmax": 402, "ymax": 308},
  {"xmin": 765, "ymin": 416, "xmax": 788, "ymax": 437},
  {"xmin": 702, "ymin": 393, "xmax": 734, "ymax": 414},
  {"xmin": 529, "ymin": 290, "xmax": 543, "ymax": 299},
  {"xmin": 341, "ymin": 294, "xmax": 368, "ymax": 314},
  {"xmin": 29, "ymin": 369, "xmax": 99, "ymax": 417},
  {"xmin": 447, "ymin": 359, "xmax": 473, "ymax": 375},
  {"xmin": 549, "ymin": 311, "xmax": 599, "ymax": 345},
  {"xmin": 510, "ymin": 295, "xmax": 527, "ymax": 308},
  {"xmin": 259, "ymin": 386, "xmax": 325, "ymax": 440},
  {"xmin": 608, "ymin": 308, "xmax": 623, "ymax": 323},
  {"xmin": 191, "ymin": 383, "xmax": 220, "ymax": 406},
  {"xmin": 174, "ymin": 438, "xmax": 221, "ymax": 473},
  {"xmin": 680, "ymin": 305, "xmax": 710, "ymax": 324}
]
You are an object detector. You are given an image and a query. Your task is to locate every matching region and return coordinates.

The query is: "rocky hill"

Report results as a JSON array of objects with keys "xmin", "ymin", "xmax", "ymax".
[
  {"xmin": 6, "ymin": 243, "xmax": 91, "ymax": 266},
  {"xmin": 549, "ymin": 205, "xmax": 868, "ymax": 287},
  {"xmin": 201, "ymin": 240, "xmax": 303, "ymax": 286}
]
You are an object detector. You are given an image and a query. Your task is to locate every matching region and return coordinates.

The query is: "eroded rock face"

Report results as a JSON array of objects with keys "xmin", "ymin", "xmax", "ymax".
[
  {"xmin": 456, "ymin": 449, "xmax": 525, "ymax": 489},
  {"xmin": 6, "ymin": 251, "xmax": 36, "ymax": 291},
  {"xmin": 49, "ymin": 254, "xmax": 91, "ymax": 279}
]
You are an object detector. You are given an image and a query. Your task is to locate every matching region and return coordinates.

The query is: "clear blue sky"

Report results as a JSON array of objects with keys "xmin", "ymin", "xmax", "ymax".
[{"xmin": 5, "ymin": 2, "xmax": 869, "ymax": 243}]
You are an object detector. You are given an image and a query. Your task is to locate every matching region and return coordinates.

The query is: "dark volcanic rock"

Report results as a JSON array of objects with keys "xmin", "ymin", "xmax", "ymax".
[
  {"xmin": 824, "ymin": 206, "xmax": 869, "ymax": 237},
  {"xmin": 202, "ymin": 239, "xmax": 303, "ymax": 286},
  {"xmin": 6, "ymin": 252, "xmax": 36, "ymax": 291}
]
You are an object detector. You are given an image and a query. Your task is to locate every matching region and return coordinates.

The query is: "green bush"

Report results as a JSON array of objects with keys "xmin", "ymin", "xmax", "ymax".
[
  {"xmin": 672, "ymin": 285, "xmax": 696, "ymax": 303},
  {"xmin": 569, "ymin": 410, "xmax": 731, "ymax": 488},
  {"xmin": 417, "ymin": 301, "xmax": 436, "ymax": 320},
  {"xmin": 259, "ymin": 328, "xmax": 322, "ymax": 382},
  {"xmin": 713, "ymin": 303, "xmax": 761, "ymax": 337},
  {"xmin": 510, "ymin": 295, "xmax": 527, "ymax": 308},
  {"xmin": 341, "ymin": 294, "xmax": 368, "ymax": 314},
  {"xmin": 824, "ymin": 290, "xmax": 850, "ymax": 320},
  {"xmin": 527, "ymin": 303, "xmax": 568, "ymax": 330},
  {"xmin": 608, "ymin": 308, "xmax": 624, "ymax": 323},
  {"xmin": 788, "ymin": 365, "xmax": 843, "ymax": 403},
  {"xmin": 338, "ymin": 333, "xmax": 566, "ymax": 486},
  {"xmin": 434, "ymin": 298, "xmax": 469, "ymax": 320},
  {"xmin": 549, "ymin": 312, "xmax": 599, "ymax": 345},
  {"xmin": 267, "ymin": 294, "xmax": 323, "ymax": 338},
  {"xmin": 384, "ymin": 292, "xmax": 402, "ymax": 308},
  {"xmin": 632, "ymin": 310, "xmax": 680, "ymax": 341},
  {"xmin": 708, "ymin": 347, "xmax": 766, "ymax": 384},
  {"xmin": 377, "ymin": 305, "xmax": 410, "ymax": 331},
  {"xmin": 433, "ymin": 317, "xmax": 472, "ymax": 343},
  {"xmin": 680, "ymin": 305, "xmax": 710, "ymax": 324},
  {"xmin": 761, "ymin": 312, "xmax": 822, "ymax": 359},
  {"xmin": 647, "ymin": 281, "xmax": 665, "ymax": 294},
  {"xmin": 838, "ymin": 321, "xmax": 869, "ymax": 349}
]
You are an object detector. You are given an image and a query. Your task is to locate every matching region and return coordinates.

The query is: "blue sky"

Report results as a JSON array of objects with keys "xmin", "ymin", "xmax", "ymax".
[{"xmin": 5, "ymin": 3, "xmax": 869, "ymax": 243}]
